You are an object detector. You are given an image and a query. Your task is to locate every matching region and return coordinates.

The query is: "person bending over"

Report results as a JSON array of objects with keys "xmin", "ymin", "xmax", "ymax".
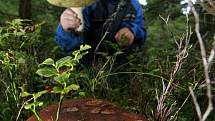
[{"xmin": 56, "ymin": 0, "xmax": 147, "ymax": 57}]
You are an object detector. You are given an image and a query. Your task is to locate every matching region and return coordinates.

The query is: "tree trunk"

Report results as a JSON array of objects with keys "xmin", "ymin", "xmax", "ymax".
[{"xmin": 19, "ymin": 0, "xmax": 31, "ymax": 19}]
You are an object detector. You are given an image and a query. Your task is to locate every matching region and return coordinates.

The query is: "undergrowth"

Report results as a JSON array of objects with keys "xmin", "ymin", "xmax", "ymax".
[{"xmin": 0, "ymin": 15, "xmax": 214, "ymax": 121}]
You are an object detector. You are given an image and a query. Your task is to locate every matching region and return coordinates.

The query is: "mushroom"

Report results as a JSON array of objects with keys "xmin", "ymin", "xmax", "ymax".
[
  {"xmin": 47, "ymin": 0, "xmax": 95, "ymax": 31},
  {"xmin": 26, "ymin": 98, "xmax": 148, "ymax": 121}
]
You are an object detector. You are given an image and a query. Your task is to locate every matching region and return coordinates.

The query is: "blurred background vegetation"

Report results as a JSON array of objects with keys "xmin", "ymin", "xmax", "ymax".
[{"xmin": 0, "ymin": 0, "xmax": 214, "ymax": 121}]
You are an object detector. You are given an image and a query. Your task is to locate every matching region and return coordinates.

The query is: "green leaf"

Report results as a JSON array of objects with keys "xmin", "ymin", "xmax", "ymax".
[
  {"xmin": 80, "ymin": 45, "xmax": 91, "ymax": 51},
  {"xmin": 40, "ymin": 58, "xmax": 55, "ymax": 66},
  {"xmin": 24, "ymin": 102, "xmax": 44, "ymax": 110},
  {"xmin": 54, "ymin": 72, "xmax": 70, "ymax": 83},
  {"xmin": 62, "ymin": 60, "xmax": 75, "ymax": 68},
  {"xmin": 35, "ymin": 101, "xmax": 44, "ymax": 107},
  {"xmin": 63, "ymin": 84, "xmax": 80, "ymax": 94},
  {"xmin": 74, "ymin": 51, "xmax": 88, "ymax": 61},
  {"xmin": 65, "ymin": 84, "xmax": 80, "ymax": 93},
  {"xmin": 149, "ymin": 69, "xmax": 160, "ymax": 74},
  {"xmin": 18, "ymin": 57, "xmax": 26, "ymax": 64},
  {"xmin": 39, "ymin": 102, "xmax": 43, "ymax": 107},
  {"xmin": 34, "ymin": 90, "xmax": 48, "ymax": 99},
  {"xmin": 72, "ymin": 45, "xmax": 91, "ymax": 57},
  {"xmin": 79, "ymin": 92, "xmax": 86, "ymax": 97},
  {"xmin": 36, "ymin": 67, "xmax": 57, "ymax": 77},
  {"xmin": 56, "ymin": 56, "xmax": 72, "ymax": 69},
  {"xmin": 24, "ymin": 103, "xmax": 34, "ymax": 110},
  {"xmin": 20, "ymin": 91, "xmax": 31, "ymax": 97},
  {"xmin": 52, "ymin": 86, "xmax": 63, "ymax": 93},
  {"xmin": 114, "ymin": 51, "xmax": 124, "ymax": 56}
]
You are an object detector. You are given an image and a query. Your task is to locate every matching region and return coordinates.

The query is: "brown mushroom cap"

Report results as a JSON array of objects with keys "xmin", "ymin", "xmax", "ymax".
[
  {"xmin": 47, "ymin": 0, "xmax": 95, "ymax": 7},
  {"xmin": 26, "ymin": 98, "xmax": 148, "ymax": 121}
]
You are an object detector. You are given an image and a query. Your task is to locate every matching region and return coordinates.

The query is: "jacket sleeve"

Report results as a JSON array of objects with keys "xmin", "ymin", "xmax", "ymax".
[
  {"xmin": 120, "ymin": 0, "xmax": 147, "ymax": 45},
  {"xmin": 55, "ymin": 24, "xmax": 84, "ymax": 52}
]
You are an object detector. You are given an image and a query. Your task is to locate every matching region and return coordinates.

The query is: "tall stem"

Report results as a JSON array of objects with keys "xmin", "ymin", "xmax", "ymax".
[
  {"xmin": 32, "ymin": 109, "xmax": 43, "ymax": 121},
  {"xmin": 55, "ymin": 94, "xmax": 64, "ymax": 121}
]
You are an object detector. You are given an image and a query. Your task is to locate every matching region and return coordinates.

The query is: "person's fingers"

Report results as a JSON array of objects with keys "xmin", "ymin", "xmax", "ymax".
[
  {"xmin": 63, "ymin": 20, "xmax": 80, "ymax": 29},
  {"xmin": 66, "ymin": 17, "xmax": 81, "ymax": 26},
  {"xmin": 64, "ymin": 16, "xmax": 80, "ymax": 23},
  {"xmin": 60, "ymin": 9, "xmax": 82, "ymax": 32},
  {"xmin": 67, "ymin": 21, "xmax": 81, "ymax": 28},
  {"xmin": 65, "ymin": 8, "xmax": 78, "ymax": 17},
  {"xmin": 115, "ymin": 32, "xmax": 119, "ymax": 41},
  {"xmin": 61, "ymin": 11, "xmax": 81, "ymax": 25},
  {"xmin": 61, "ymin": 9, "xmax": 80, "ymax": 23},
  {"xmin": 115, "ymin": 27, "xmax": 134, "ymax": 47},
  {"xmin": 115, "ymin": 31, "xmax": 122, "ymax": 43}
]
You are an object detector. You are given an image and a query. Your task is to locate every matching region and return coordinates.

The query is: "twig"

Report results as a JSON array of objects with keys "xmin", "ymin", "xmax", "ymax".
[
  {"xmin": 188, "ymin": 1, "xmax": 213, "ymax": 121},
  {"xmin": 208, "ymin": 41, "xmax": 215, "ymax": 66},
  {"xmin": 189, "ymin": 87, "xmax": 202, "ymax": 119},
  {"xmin": 155, "ymin": 12, "xmax": 192, "ymax": 121},
  {"xmin": 55, "ymin": 94, "xmax": 64, "ymax": 121},
  {"xmin": 16, "ymin": 97, "xmax": 34, "ymax": 121}
]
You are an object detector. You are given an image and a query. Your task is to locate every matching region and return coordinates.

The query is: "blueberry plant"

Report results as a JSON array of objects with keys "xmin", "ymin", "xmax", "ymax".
[
  {"xmin": 20, "ymin": 45, "xmax": 91, "ymax": 121},
  {"xmin": 0, "ymin": 19, "xmax": 42, "ymax": 120}
]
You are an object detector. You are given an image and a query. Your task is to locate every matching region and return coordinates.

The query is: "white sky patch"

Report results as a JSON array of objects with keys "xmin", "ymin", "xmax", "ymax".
[
  {"xmin": 138, "ymin": 0, "xmax": 147, "ymax": 6},
  {"xmin": 180, "ymin": 0, "xmax": 196, "ymax": 4},
  {"xmin": 182, "ymin": 7, "xmax": 190, "ymax": 15},
  {"xmin": 180, "ymin": 0, "xmax": 196, "ymax": 15}
]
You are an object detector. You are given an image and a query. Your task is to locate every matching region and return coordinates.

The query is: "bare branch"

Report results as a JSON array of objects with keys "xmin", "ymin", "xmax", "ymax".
[
  {"xmin": 189, "ymin": 87, "xmax": 202, "ymax": 120},
  {"xmin": 155, "ymin": 13, "xmax": 192, "ymax": 121},
  {"xmin": 208, "ymin": 41, "xmax": 215, "ymax": 66},
  {"xmin": 16, "ymin": 97, "xmax": 34, "ymax": 121},
  {"xmin": 188, "ymin": 0, "xmax": 213, "ymax": 121}
]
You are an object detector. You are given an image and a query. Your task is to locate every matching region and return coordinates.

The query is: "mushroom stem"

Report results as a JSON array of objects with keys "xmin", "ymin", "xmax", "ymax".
[{"xmin": 71, "ymin": 7, "xmax": 83, "ymax": 31}]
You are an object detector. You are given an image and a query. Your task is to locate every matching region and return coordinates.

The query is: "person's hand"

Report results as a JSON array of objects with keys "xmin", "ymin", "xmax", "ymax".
[
  {"xmin": 60, "ymin": 8, "xmax": 81, "ymax": 32},
  {"xmin": 115, "ymin": 27, "xmax": 134, "ymax": 47}
]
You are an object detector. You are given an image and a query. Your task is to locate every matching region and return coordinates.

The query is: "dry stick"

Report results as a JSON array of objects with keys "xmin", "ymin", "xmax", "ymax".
[
  {"xmin": 208, "ymin": 41, "xmax": 215, "ymax": 67},
  {"xmin": 189, "ymin": 87, "xmax": 202, "ymax": 119},
  {"xmin": 55, "ymin": 94, "xmax": 64, "ymax": 121},
  {"xmin": 188, "ymin": 1, "xmax": 213, "ymax": 121},
  {"xmin": 159, "ymin": 15, "xmax": 179, "ymax": 48},
  {"xmin": 16, "ymin": 97, "xmax": 34, "ymax": 121}
]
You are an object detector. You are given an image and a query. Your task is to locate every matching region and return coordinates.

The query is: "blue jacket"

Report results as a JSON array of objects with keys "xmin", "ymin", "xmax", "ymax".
[{"xmin": 55, "ymin": 0, "xmax": 147, "ymax": 52}]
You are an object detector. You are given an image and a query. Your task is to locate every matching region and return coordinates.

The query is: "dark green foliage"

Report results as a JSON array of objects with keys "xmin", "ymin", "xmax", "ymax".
[{"xmin": 0, "ymin": 19, "xmax": 43, "ymax": 121}]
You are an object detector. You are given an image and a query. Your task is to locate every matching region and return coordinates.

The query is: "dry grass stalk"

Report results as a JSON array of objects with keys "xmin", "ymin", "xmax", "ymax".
[{"xmin": 155, "ymin": 14, "xmax": 192, "ymax": 121}]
